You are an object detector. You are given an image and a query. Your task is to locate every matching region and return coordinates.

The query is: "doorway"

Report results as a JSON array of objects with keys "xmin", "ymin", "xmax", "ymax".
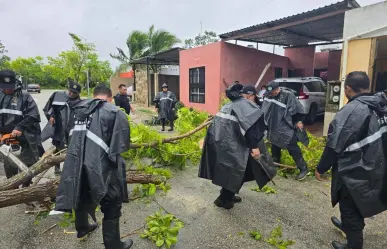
[{"xmin": 372, "ymin": 36, "xmax": 387, "ymax": 93}]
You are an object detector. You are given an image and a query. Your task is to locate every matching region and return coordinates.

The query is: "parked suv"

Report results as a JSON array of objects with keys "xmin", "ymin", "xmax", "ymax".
[{"xmin": 264, "ymin": 77, "xmax": 327, "ymax": 124}]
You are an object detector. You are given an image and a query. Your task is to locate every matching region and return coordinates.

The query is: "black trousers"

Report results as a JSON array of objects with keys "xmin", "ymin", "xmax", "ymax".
[
  {"xmin": 161, "ymin": 118, "xmax": 174, "ymax": 129},
  {"xmin": 339, "ymin": 186, "xmax": 364, "ymax": 249},
  {"xmin": 53, "ymin": 139, "xmax": 65, "ymax": 171},
  {"xmin": 219, "ymin": 168, "xmax": 250, "ymax": 202},
  {"xmin": 271, "ymin": 134, "xmax": 304, "ymax": 168}
]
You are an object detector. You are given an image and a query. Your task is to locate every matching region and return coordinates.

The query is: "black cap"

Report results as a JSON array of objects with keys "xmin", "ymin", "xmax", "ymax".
[
  {"xmin": 0, "ymin": 70, "xmax": 17, "ymax": 89},
  {"xmin": 267, "ymin": 81, "xmax": 280, "ymax": 91},
  {"xmin": 241, "ymin": 85, "xmax": 257, "ymax": 95},
  {"xmin": 162, "ymin": 83, "xmax": 168, "ymax": 88},
  {"xmin": 68, "ymin": 81, "xmax": 82, "ymax": 94}
]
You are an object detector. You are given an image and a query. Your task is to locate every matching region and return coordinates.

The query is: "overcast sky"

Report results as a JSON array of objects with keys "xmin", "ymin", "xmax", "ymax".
[{"xmin": 0, "ymin": 0, "xmax": 383, "ymax": 68}]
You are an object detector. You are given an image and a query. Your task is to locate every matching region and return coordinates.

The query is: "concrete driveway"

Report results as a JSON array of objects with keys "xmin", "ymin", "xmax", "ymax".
[{"xmin": 0, "ymin": 90, "xmax": 386, "ymax": 249}]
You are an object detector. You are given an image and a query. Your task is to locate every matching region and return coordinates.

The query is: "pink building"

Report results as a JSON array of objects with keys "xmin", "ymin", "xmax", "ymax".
[{"xmin": 179, "ymin": 41, "xmax": 341, "ymax": 114}]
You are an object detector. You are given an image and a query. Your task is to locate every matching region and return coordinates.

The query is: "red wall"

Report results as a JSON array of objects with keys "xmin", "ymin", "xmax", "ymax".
[
  {"xmin": 220, "ymin": 42, "xmax": 289, "ymax": 91},
  {"xmin": 285, "ymin": 46, "xmax": 316, "ymax": 77},
  {"xmin": 327, "ymin": 50, "xmax": 342, "ymax": 81},
  {"xmin": 179, "ymin": 42, "xmax": 222, "ymax": 114},
  {"xmin": 179, "ymin": 41, "xmax": 290, "ymax": 114},
  {"xmin": 314, "ymin": 52, "xmax": 329, "ymax": 69}
]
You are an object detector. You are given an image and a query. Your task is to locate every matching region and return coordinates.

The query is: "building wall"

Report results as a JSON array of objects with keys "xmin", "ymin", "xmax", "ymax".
[
  {"xmin": 327, "ymin": 50, "xmax": 342, "ymax": 81},
  {"xmin": 343, "ymin": 1, "xmax": 387, "ymax": 39},
  {"xmin": 179, "ymin": 42, "xmax": 222, "ymax": 114},
  {"xmin": 134, "ymin": 70, "xmax": 149, "ymax": 106},
  {"xmin": 220, "ymin": 42, "xmax": 289, "ymax": 90},
  {"xmin": 314, "ymin": 51, "xmax": 329, "ymax": 69},
  {"xmin": 284, "ymin": 46, "xmax": 316, "ymax": 77}
]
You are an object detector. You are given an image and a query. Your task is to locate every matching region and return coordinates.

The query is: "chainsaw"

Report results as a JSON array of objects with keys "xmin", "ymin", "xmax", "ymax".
[{"xmin": 0, "ymin": 133, "xmax": 22, "ymax": 156}]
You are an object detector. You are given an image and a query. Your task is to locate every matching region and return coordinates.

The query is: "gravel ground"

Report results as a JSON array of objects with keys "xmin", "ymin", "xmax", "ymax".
[{"xmin": 0, "ymin": 90, "xmax": 386, "ymax": 249}]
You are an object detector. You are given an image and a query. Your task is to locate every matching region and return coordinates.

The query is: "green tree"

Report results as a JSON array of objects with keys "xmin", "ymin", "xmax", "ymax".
[
  {"xmin": 111, "ymin": 25, "xmax": 180, "ymax": 72},
  {"xmin": 184, "ymin": 31, "xmax": 219, "ymax": 49},
  {"xmin": 7, "ymin": 56, "xmax": 45, "ymax": 85},
  {"xmin": 0, "ymin": 41, "xmax": 11, "ymax": 70}
]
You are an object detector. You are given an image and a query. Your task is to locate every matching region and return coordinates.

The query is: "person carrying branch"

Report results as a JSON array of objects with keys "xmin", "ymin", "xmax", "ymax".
[
  {"xmin": 54, "ymin": 85, "xmax": 133, "ymax": 249},
  {"xmin": 0, "ymin": 70, "xmax": 43, "ymax": 188},
  {"xmin": 41, "ymin": 81, "xmax": 82, "ymax": 174},
  {"xmin": 153, "ymin": 83, "xmax": 177, "ymax": 132},
  {"xmin": 199, "ymin": 83, "xmax": 276, "ymax": 210},
  {"xmin": 261, "ymin": 81, "xmax": 308, "ymax": 181},
  {"xmin": 315, "ymin": 72, "xmax": 387, "ymax": 249}
]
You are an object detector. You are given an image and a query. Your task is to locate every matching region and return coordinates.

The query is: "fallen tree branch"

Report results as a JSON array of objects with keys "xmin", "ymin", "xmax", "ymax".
[
  {"xmin": 273, "ymin": 162, "xmax": 297, "ymax": 169},
  {"xmin": 130, "ymin": 118, "xmax": 213, "ymax": 149},
  {"xmin": 0, "ymin": 153, "xmax": 65, "ymax": 191},
  {"xmin": 0, "ymin": 118, "xmax": 212, "ymax": 190},
  {"xmin": 0, "ymin": 174, "xmax": 166, "ymax": 209}
]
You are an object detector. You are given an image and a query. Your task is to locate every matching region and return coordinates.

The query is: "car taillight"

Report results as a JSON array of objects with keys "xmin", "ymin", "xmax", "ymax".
[{"xmin": 298, "ymin": 88, "xmax": 309, "ymax": 100}]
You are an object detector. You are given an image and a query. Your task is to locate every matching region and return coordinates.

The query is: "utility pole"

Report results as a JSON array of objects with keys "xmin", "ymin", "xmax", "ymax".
[{"xmin": 85, "ymin": 69, "xmax": 90, "ymax": 96}]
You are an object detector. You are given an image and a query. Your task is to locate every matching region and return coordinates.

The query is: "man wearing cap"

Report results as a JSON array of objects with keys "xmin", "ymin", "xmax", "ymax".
[
  {"xmin": 261, "ymin": 81, "xmax": 308, "ymax": 181},
  {"xmin": 41, "ymin": 81, "xmax": 82, "ymax": 174},
  {"xmin": 0, "ymin": 70, "xmax": 42, "ymax": 187},
  {"xmin": 153, "ymin": 83, "xmax": 177, "ymax": 131},
  {"xmin": 199, "ymin": 83, "xmax": 276, "ymax": 209}
]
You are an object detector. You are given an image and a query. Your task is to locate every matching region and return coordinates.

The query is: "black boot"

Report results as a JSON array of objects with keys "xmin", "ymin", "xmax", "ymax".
[
  {"xmin": 102, "ymin": 219, "xmax": 133, "ymax": 249},
  {"xmin": 220, "ymin": 189, "xmax": 241, "ymax": 203},
  {"xmin": 331, "ymin": 241, "xmax": 350, "ymax": 249},
  {"xmin": 54, "ymin": 165, "xmax": 61, "ymax": 175},
  {"xmin": 75, "ymin": 211, "xmax": 98, "ymax": 240},
  {"xmin": 214, "ymin": 198, "xmax": 234, "ymax": 209},
  {"xmin": 331, "ymin": 216, "xmax": 343, "ymax": 232},
  {"xmin": 295, "ymin": 158, "xmax": 308, "ymax": 181}
]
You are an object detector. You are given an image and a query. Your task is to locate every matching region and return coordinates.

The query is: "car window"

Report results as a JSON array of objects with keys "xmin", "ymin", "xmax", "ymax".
[
  {"xmin": 305, "ymin": 81, "xmax": 322, "ymax": 92},
  {"xmin": 278, "ymin": 82, "xmax": 302, "ymax": 94}
]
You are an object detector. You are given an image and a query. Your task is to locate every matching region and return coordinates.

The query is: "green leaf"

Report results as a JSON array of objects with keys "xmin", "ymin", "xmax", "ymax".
[
  {"xmin": 168, "ymin": 227, "xmax": 180, "ymax": 236},
  {"xmin": 150, "ymin": 227, "xmax": 160, "ymax": 233},
  {"xmin": 165, "ymin": 239, "xmax": 172, "ymax": 248},
  {"xmin": 148, "ymin": 184, "xmax": 157, "ymax": 196},
  {"xmin": 156, "ymin": 239, "xmax": 164, "ymax": 247}
]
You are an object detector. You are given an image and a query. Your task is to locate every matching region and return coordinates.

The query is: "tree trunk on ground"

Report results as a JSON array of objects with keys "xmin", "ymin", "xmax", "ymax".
[{"xmin": 0, "ymin": 174, "xmax": 166, "ymax": 209}]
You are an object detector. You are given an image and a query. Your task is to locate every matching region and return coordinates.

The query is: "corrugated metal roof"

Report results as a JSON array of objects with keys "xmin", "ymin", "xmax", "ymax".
[
  {"xmin": 130, "ymin": 47, "xmax": 184, "ymax": 65},
  {"xmin": 219, "ymin": 0, "xmax": 360, "ymax": 46}
]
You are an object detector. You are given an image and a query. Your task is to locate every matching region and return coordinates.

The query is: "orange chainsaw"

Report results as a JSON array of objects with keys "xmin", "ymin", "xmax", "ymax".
[{"xmin": 0, "ymin": 133, "xmax": 22, "ymax": 156}]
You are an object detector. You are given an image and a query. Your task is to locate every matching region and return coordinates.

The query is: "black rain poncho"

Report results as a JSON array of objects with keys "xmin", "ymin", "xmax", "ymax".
[
  {"xmin": 261, "ymin": 90, "xmax": 305, "ymax": 148},
  {"xmin": 153, "ymin": 91, "xmax": 177, "ymax": 121},
  {"xmin": 199, "ymin": 97, "xmax": 276, "ymax": 193},
  {"xmin": 55, "ymin": 99, "xmax": 130, "ymax": 213},
  {"xmin": 328, "ymin": 92, "xmax": 387, "ymax": 218},
  {"xmin": 0, "ymin": 90, "xmax": 43, "ymax": 166},
  {"xmin": 41, "ymin": 91, "xmax": 81, "ymax": 144}
]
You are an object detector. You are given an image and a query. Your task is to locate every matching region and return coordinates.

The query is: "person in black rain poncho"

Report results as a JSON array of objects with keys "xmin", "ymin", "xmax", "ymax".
[
  {"xmin": 41, "ymin": 81, "xmax": 82, "ymax": 174},
  {"xmin": 153, "ymin": 83, "xmax": 177, "ymax": 131},
  {"xmin": 0, "ymin": 70, "xmax": 43, "ymax": 187},
  {"xmin": 199, "ymin": 83, "xmax": 276, "ymax": 209},
  {"xmin": 261, "ymin": 81, "xmax": 308, "ymax": 181},
  {"xmin": 315, "ymin": 72, "xmax": 387, "ymax": 249},
  {"xmin": 54, "ymin": 85, "xmax": 133, "ymax": 249}
]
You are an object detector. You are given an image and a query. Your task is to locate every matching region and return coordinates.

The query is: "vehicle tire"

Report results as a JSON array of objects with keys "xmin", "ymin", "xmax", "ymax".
[{"xmin": 306, "ymin": 103, "xmax": 318, "ymax": 125}]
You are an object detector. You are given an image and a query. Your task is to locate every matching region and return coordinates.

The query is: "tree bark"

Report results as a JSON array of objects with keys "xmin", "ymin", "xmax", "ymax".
[{"xmin": 0, "ymin": 174, "xmax": 166, "ymax": 209}]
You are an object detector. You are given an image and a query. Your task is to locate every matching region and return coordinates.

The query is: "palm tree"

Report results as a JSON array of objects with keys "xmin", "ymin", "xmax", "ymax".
[{"xmin": 111, "ymin": 25, "xmax": 180, "ymax": 72}]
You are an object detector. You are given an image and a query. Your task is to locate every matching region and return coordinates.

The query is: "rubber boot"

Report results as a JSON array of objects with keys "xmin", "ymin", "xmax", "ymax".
[
  {"xmin": 331, "ymin": 241, "xmax": 350, "ymax": 249},
  {"xmin": 220, "ymin": 189, "xmax": 241, "ymax": 203},
  {"xmin": 75, "ymin": 211, "xmax": 98, "ymax": 240},
  {"xmin": 54, "ymin": 164, "xmax": 62, "ymax": 175},
  {"xmin": 295, "ymin": 158, "xmax": 308, "ymax": 181},
  {"xmin": 102, "ymin": 219, "xmax": 133, "ymax": 249},
  {"xmin": 331, "ymin": 216, "xmax": 343, "ymax": 232}
]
